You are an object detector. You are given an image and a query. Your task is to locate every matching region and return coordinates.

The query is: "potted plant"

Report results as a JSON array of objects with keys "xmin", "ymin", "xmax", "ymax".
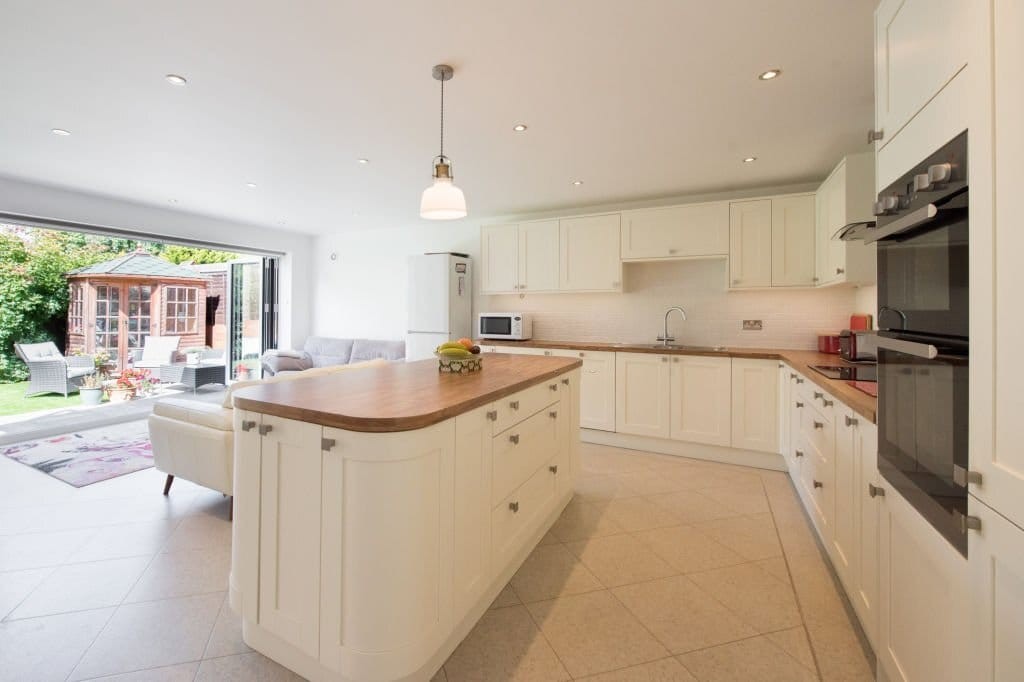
[
  {"xmin": 79, "ymin": 372, "xmax": 106, "ymax": 406},
  {"xmin": 108, "ymin": 368, "xmax": 151, "ymax": 402},
  {"xmin": 182, "ymin": 346, "xmax": 208, "ymax": 365}
]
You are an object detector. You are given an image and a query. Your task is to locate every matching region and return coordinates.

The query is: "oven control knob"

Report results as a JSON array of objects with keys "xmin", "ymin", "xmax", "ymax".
[
  {"xmin": 913, "ymin": 173, "xmax": 932, "ymax": 192},
  {"xmin": 928, "ymin": 163, "xmax": 952, "ymax": 186},
  {"xmin": 881, "ymin": 195, "xmax": 899, "ymax": 213}
]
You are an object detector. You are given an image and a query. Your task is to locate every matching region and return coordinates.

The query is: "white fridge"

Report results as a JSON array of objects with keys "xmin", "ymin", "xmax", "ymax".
[{"xmin": 405, "ymin": 253, "xmax": 473, "ymax": 361}]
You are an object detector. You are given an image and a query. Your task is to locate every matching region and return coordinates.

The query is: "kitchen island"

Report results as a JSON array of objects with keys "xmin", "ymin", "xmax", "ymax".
[{"xmin": 228, "ymin": 354, "xmax": 582, "ymax": 682}]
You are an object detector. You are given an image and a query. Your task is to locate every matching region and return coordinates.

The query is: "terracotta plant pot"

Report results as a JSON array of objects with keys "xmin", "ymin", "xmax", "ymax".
[{"xmin": 107, "ymin": 387, "xmax": 135, "ymax": 403}]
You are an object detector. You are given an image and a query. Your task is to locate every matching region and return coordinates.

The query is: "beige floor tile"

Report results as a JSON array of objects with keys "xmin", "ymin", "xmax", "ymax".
[
  {"xmin": 774, "ymin": 514, "xmax": 822, "ymax": 558},
  {"xmin": 693, "ymin": 513, "xmax": 782, "ymax": 561},
  {"xmin": 549, "ymin": 500, "xmax": 626, "ymax": 542},
  {"xmin": 537, "ymin": 529, "xmax": 559, "ymax": 546},
  {"xmin": 195, "ymin": 652, "xmax": 304, "ymax": 681},
  {"xmin": 785, "ymin": 553, "xmax": 850, "ymax": 628},
  {"xmin": 574, "ymin": 474, "xmax": 640, "ymax": 502},
  {"xmin": 0, "ymin": 607, "xmax": 113, "ymax": 682},
  {"xmin": 70, "ymin": 592, "xmax": 223, "ymax": 680},
  {"xmin": 673, "ymin": 466, "xmax": 764, "ymax": 491},
  {"xmin": 565, "ymin": 534, "xmax": 676, "ymax": 587},
  {"xmin": 161, "ymin": 514, "xmax": 232, "ymax": 553},
  {"xmin": 577, "ymin": 657, "xmax": 698, "ymax": 681},
  {"xmin": 443, "ymin": 604, "xmax": 569, "ymax": 682},
  {"xmin": 601, "ymin": 497, "xmax": 679, "ymax": 532},
  {"xmin": 79, "ymin": 662, "xmax": 201, "ymax": 681},
  {"xmin": 431, "ymin": 666, "xmax": 448, "ymax": 682},
  {"xmin": 581, "ymin": 446, "xmax": 655, "ymax": 475},
  {"xmin": 754, "ymin": 556, "xmax": 792, "ymax": 585},
  {"xmin": 805, "ymin": 619, "xmax": 874, "ymax": 681},
  {"xmin": 490, "ymin": 583, "xmax": 521, "ymax": 609},
  {"xmin": 124, "ymin": 545, "xmax": 231, "ymax": 603},
  {"xmin": 614, "ymin": 470, "xmax": 697, "ymax": 496},
  {"xmin": 203, "ymin": 593, "xmax": 251, "ymax": 659},
  {"xmin": 8, "ymin": 556, "xmax": 151, "ymax": 620},
  {"xmin": 632, "ymin": 525, "xmax": 748, "ymax": 575},
  {"xmin": 647, "ymin": 490, "xmax": 744, "ymax": 525},
  {"xmin": 699, "ymin": 483, "xmax": 771, "ymax": 515},
  {"xmin": 0, "ymin": 566, "xmax": 52, "ymax": 620},
  {"xmin": 526, "ymin": 590, "xmax": 668, "ymax": 678},
  {"xmin": 66, "ymin": 519, "xmax": 180, "ymax": 563},
  {"xmin": 687, "ymin": 563, "xmax": 802, "ymax": 634},
  {"xmin": 0, "ymin": 527, "xmax": 96, "ymax": 571},
  {"xmin": 611, "ymin": 575, "xmax": 756, "ymax": 654},
  {"xmin": 510, "ymin": 544, "xmax": 603, "ymax": 603},
  {"xmin": 677, "ymin": 635, "xmax": 818, "ymax": 682},
  {"xmin": 765, "ymin": 626, "xmax": 817, "ymax": 672}
]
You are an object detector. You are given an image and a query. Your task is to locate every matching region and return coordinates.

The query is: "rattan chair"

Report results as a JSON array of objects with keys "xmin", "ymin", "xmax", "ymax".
[{"xmin": 14, "ymin": 342, "xmax": 96, "ymax": 397}]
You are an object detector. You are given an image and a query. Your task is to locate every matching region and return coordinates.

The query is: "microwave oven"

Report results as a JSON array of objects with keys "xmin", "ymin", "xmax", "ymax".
[{"xmin": 478, "ymin": 313, "xmax": 533, "ymax": 340}]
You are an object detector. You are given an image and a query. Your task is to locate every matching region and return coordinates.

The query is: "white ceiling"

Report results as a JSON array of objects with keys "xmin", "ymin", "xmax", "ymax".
[{"xmin": 0, "ymin": 1, "xmax": 875, "ymax": 235}]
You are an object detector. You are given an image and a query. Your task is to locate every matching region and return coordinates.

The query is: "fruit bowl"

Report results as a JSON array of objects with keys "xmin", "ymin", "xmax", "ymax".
[{"xmin": 436, "ymin": 352, "xmax": 483, "ymax": 374}]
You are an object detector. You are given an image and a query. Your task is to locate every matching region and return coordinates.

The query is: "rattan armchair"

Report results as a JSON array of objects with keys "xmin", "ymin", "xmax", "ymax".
[{"xmin": 14, "ymin": 342, "xmax": 96, "ymax": 397}]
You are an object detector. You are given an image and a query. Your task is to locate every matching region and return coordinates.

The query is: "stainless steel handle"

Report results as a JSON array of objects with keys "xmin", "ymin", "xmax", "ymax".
[
  {"xmin": 813, "ymin": 421, "xmax": 824, "ymax": 429},
  {"xmin": 509, "ymin": 501, "xmax": 519, "ymax": 513},
  {"xmin": 549, "ymin": 411, "xmax": 558, "ymax": 419},
  {"xmin": 544, "ymin": 350, "xmax": 552, "ymax": 356},
  {"xmin": 668, "ymin": 248, "xmax": 678, "ymax": 254},
  {"xmin": 954, "ymin": 509, "xmax": 981, "ymax": 533},
  {"xmin": 510, "ymin": 400, "xmax": 520, "ymax": 410},
  {"xmin": 486, "ymin": 410, "xmax": 498, "ymax": 421},
  {"xmin": 579, "ymin": 352, "xmax": 585, "ymax": 358},
  {"xmin": 821, "ymin": 397, "xmax": 834, "ymax": 407},
  {"xmin": 549, "ymin": 383, "xmax": 558, "ymax": 391},
  {"xmin": 549, "ymin": 465, "xmax": 559, "ymax": 474},
  {"xmin": 673, "ymin": 357, "xmax": 679, "ymax": 363},
  {"xmin": 795, "ymin": 401, "xmax": 804, "ymax": 408},
  {"xmin": 561, "ymin": 378, "xmax": 570, "ymax": 385},
  {"xmin": 509, "ymin": 434, "xmax": 520, "ymax": 445},
  {"xmin": 795, "ymin": 450, "xmax": 804, "ymax": 458},
  {"xmin": 661, "ymin": 356, "xmax": 668, "ymax": 363},
  {"xmin": 241, "ymin": 420, "xmax": 257, "ymax": 432},
  {"xmin": 868, "ymin": 483, "xmax": 885, "ymax": 498},
  {"xmin": 258, "ymin": 424, "xmax": 273, "ymax": 436},
  {"xmin": 321, "ymin": 438, "xmax": 336, "ymax": 451},
  {"xmin": 953, "ymin": 464, "xmax": 983, "ymax": 487},
  {"xmin": 795, "ymin": 377, "xmax": 804, "ymax": 384},
  {"xmin": 845, "ymin": 415, "xmax": 858, "ymax": 427},
  {"xmin": 836, "ymin": 268, "xmax": 845, "ymax": 275},
  {"xmin": 867, "ymin": 128, "xmax": 884, "ymax": 143},
  {"xmin": 875, "ymin": 336, "xmax": 938, "ymax": 359},
  {"xmin": 813, "ymin": 480, "xmax": 823, "ymax": 489},
  {"xmin": 864, "ymin": 203, "xmax": 938, "ymax": 244},
  {"xmin": 789, "ymin": 373, "xmax": 797, "ymax": 380},
  {"xmin": 813, "ymin": 391, "xmax": 823, "ymax": 399}
]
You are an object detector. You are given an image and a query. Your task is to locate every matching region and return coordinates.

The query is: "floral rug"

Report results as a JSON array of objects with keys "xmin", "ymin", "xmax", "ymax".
[{"xmin": 1, "ymin": 420, "xmax": 153, "ymax": 487}]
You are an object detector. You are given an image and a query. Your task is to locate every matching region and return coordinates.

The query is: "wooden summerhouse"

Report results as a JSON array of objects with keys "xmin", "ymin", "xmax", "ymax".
[{"xmin": 65, "ymin": 251, "xmax": 210, "ymax": 369}]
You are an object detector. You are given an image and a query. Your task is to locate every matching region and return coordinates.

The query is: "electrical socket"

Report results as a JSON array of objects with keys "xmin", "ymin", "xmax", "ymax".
[{"xmin": 742, "ymin": 320, "xmax": 763, "ymax": 331}]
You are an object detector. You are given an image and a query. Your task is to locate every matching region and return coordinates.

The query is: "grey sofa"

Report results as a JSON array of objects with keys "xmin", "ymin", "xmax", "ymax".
[
  {"xmin": 261, "ymin": 336, "xmax": 405, "ymax": 376},
  {"xmin": 15, "ymin": 342, "xmax": 96, "ymax": 397}
]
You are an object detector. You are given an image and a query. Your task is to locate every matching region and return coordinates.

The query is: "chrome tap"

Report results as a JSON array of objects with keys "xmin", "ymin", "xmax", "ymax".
[{"xmin": 657, "ymin": 306, "xmax": 687, "ymax": 346}]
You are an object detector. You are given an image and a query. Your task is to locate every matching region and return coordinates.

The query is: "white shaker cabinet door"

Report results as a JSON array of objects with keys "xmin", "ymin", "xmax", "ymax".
[
  {"xmin": 729, "ymin": 358, "xmax": 777, "ymax": 453},
  {"xmin": 621, "ymin": 202, "xmax": 728, "ymax": 260},
  {"xmin": 552, "ymin": 349, "xmax": 616, "ymax": 432},
  {"xmin": 480, "ymin": 224, "xmax": 519, "ymax": 294},
  {"xmin": 615, "ymin": 352, "xmax": 671, "ymax": 439},
  {"xmin": 770, "ymin": 195, "xmax": 816, "ymax": 287},
  {"xmin": 559, "ymin": 214, "xmax": 622, "ymax": 292},
  {"xmin": 729, "ymin": 200, "xmax": 772, "ymax": 289},
  {"xmin": 669, "ymin": 355, "xmax": 732, "ymax": 447},
  {"xmin": 518, "ymin": 220, "xmax": 559, "ymax": 293}
]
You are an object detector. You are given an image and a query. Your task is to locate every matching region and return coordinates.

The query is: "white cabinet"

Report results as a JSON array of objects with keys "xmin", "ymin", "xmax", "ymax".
[
  {"xmin": 770, "ymin": 195, "xmax": 816, "ymax": 287},
  {"xmin": 968, "ymin": 497, "xmax": 1024, "ymax": 682},
  {"xmin": 730, "ymin": 358, "xmax": 778, "ymax": 453},
  {"xmin": 778, "ymin": 365, "xmax": 793, "ymax": 468},
  {"xmin": 728, "ymin": 200, "xmax": 773, "ymax": 288},
  {"xmin": 480, "ymin": 224, "xmax": 519, "ymax": 294},
  {"xmin": 669, "ymin": 355, "xmax": 732, "ymax": 447},
  {"xmin": 815, "ymin": 154, "xmax": 877, "ymax": 287},
  {"xmin": 518, "ymin": 220, "xmax": 559, "ymax": 293},
  {"xmin": 874, "ymin": 0, "xmax": 968, "ymax": 150},
  {"xmin": 621, "ymin": 202, "xmax": 728, "ymax": 261},
  {"xmin": 452, "ymin": 406, "xmax": 493, "ymax": 617},
  {"xmin": 559, "ymin": 214, "xmax": 622, "ymax": 292},
  {"xmin": 551, "ymin": 349, "xmax": 616, "ymax": 432},
  {"xmin": 615, "ymin": 352, "xmax": 671, "ymax": 439}
]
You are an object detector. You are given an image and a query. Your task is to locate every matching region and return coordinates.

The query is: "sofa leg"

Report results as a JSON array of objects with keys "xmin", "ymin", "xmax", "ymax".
[{"xmin": 163, "ymin": 474, "xmax": 174, "ymax": 496}]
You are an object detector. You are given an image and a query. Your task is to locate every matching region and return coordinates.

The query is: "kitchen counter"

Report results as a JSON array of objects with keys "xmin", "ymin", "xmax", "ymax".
[
  {"xmin": 478, "ymin": 339, "xmax": 877, "ymax": 423},
  {"xmin": 232, "ymin": 354, "xmax": 582, "ymax": 432}
]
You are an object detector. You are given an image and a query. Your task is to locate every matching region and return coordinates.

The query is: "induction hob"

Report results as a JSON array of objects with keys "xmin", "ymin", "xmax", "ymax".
[{"xmin": 810, "ymin": 364, "xmax": 877, "ymax": 382}]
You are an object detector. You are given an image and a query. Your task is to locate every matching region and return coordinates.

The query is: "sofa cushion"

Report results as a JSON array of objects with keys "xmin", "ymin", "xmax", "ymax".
[
  {"xmin": 303, "ymin": 337, "xmax": 354, "ymax": 368},
  {"xmin": 153, "ymin": 398, "xmax": 233, "ymax": 431},
  {"xmin": 350, "ymin": 338, "xmax": 406, "ymax": 363}
]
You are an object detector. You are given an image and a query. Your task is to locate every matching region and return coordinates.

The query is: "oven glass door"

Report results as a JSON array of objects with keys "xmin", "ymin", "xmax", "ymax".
[
  {"xmin": 479, "ymin": 316, "xmax": 512, "ymax": 337},
  {"xmin": 876, "ymin": 191, "xmax": 968, "ymax": 337},
  {"xmin": 876, "ymin": 333, "xmax": 969, "ymax": 555}
]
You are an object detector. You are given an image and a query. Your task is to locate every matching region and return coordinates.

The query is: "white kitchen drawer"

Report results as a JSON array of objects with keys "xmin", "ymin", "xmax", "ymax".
[
  {"xmin": 492, "ymin": 462, "xmax": 558, "ymax": 569},
  {"xmin": 492, "ymin": 379, "xmax": 561, "ymax": 434},
  {"xmin": 803, "ymin": 383, "xmax": 838, "ymax": 421},
  {"xmin": 492, "ymin": 406, "xmax": 561, "ymax": 505},
  {"xmin": 800, "ymin": 399, "xmax": 835, "ymax": 461}
]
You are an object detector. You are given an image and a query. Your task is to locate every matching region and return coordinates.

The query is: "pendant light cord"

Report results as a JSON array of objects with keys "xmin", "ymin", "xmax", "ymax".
[{"xmin": 439, "ymin": 76, "xmax": 445, "ymax": 161}]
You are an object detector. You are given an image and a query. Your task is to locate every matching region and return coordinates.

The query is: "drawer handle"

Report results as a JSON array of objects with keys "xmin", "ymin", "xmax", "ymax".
[
  {"xmin": 509, "ymin": 434, "xmax": 520, "ymax": 445},
  {"xmin": 795, "ymin": 401, "xmax": 804, "ymax": 408},
  {"xmin": 795, "ymin": 450, "xmax": 805, "ymax": 458},
  {"xmin": 241, "ymin": 420, "xmax": 257, "ymax": 432},
  {"xmin": 579, "ymin": 352, "xmax": 586, "ymax": 358},
  {"xmin": 661, "ymin": 356, "xmax": 669, "ymax": 363},
  {"xmin": 795, "ymin": 378, "xmax": 804, "ymax": 384},
  {"xmin": 561, "ymin": 378, "xmax": 570, "ymax": 385},
  {"xmin": 868, "ymin": 483, "xmax": 885, "ymax": 498},
  {"xmin": 258, "ymin": 424, "xmax": 273, "ymax": 436},
  {"xmin": 789, "ymin": 373, "xmax": 797, "ymax": 380},
  {"xmin": 549, "ymin": 465, "xmax": 559, "ymax": 474},
  {"xmin": 544, "ymin": 350, "xmax": 552, "ymax": 356},
  {"xmin": 673, "ymin": 357, "xmax": 679, "ymax": 363},
  {"xmin": 510, "ymin": 400, "xmax": 520, "ymax": 410},
  {"xmin": 813, "ymin": 480, "xmax": 823, "ymax": 489},
  {"xmin": 813, "ymin": 391, "xmax": 823, "ymax": 399},
  {"xmin": 549, "ymin": 383, "xmax": 558, "ymax": 391},
  {"xmin": 822, "ymin": 398, "xmax": 834, "ymax": 407},
  {"xmin": 486, "ymin": 410, "xmax": 498, "ymax": 421},
  {"xmin": 509, "ymin": 501, "xmax": 520, "ymax": 513},
  {"xmin": 813, "ymin": 421, "xmax": 824, "ymax": 429},
  {"xmin": 845, "ymin": 415, "xmax": 858, "ymax": 426},
  {"xmin": 321, "ymin": 438, "xmax": 336, "ymax": 451},
  {"xmin": 549, "ymin": 411, "xmax": 558, "ymax": 419},
  {"xmin": 668, "ymin": 248, "xmax": 678, "ymax": 254}
]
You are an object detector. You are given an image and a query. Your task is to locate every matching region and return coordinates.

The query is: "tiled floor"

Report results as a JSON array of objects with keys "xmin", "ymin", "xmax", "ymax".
[{"xmin": 0, "ymin": 440, "xmax": 874, "ymax": 681}]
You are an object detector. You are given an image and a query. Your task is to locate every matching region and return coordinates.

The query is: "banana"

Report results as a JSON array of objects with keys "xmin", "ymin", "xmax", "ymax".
[
  {"xmin": 437, "ymin": 341, "xmax": 468, "ymax": 351},
  {"xmin": 439, "ymin": 347, "xmax": 473, "ymax": 358}
]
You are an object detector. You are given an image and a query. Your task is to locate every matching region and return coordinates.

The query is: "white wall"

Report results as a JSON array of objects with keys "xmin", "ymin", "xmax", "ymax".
[
  {"xmin": 854, "ymin": 285, "xmax": 878, "ymax": 329},
  {"xmin": 0, "ymin": 175, "xmax": 315, "ymax": 348}
]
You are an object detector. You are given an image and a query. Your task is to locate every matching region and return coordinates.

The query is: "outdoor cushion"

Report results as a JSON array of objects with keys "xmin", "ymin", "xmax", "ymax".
[
  {"xmin": 303, "ymin": 336, "xmax": 354, "ymax": 368},
  {"xmin": 66, "ymin": 366, "xmax": 96, "ymax": 379},
  {"xmin": 350, "ymin": 338, "xmax": 406, "ymax": 363},
  {"xmin": 153, "ymin": 398, "xmax": 233, "ymax": 431},
  {"xmin": 139, "ymin": 336, "xmax": 180, "ymax": 364},
  {"xmin": 18, "ymin": 342, "xmax": 63, "ymax": 361}
]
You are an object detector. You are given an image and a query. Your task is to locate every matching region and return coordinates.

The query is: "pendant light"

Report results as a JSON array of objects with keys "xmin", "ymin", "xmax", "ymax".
[{"xmin": 420, "ymin": 64, "xmax": 467, "ymax": 220}]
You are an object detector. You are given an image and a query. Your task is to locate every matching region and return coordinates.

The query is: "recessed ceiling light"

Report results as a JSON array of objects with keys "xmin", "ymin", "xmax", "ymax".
[
  {"xmin": 743, "ymin": 156, "xmax": 757, "ymax": 163},
  {"xmin": 357, "ymin": 158, "xmax": 369, "ymax": 164},
  {"xmin": 758, "ymin": 69, "xmax": 782, "ymax": 81},
  {"xmin": 572, "ymin": 180, "xmax": 584, "ymax": 186},
  {"xmin": 167, "ymin": 198, "xmax": 179, "ymax": 204},
  {"xmin": 165, "ymin": 74, "xmax": 187, "ymax": 85},
  {"xmin": 513, "ymin": 124, "xmax": 528, "ymax": 132},
  {"xmin": 50, "ymin": 128, "xmax": 71, "ymax": 136},
  {"xmin": 245, "ymin": 182, "xmax": 257, "ymax": 188}
]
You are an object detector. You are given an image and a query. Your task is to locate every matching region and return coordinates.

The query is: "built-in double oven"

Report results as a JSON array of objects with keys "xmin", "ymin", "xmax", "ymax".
[{"xmin": 867, "ymin": 131, "xmax": 970, "ymax": 555}]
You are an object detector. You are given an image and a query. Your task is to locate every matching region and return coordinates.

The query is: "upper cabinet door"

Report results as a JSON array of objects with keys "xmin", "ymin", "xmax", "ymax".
[
  {"xmin": 729, "ymin": 200, "xmax": 773, "ymax": 289},
  {"xmin": 874, "ymin": 0, "xmax": 968, "ymax": 149},
  {"xmin": 559, "ymin": 214, "xmax": 622, "ymax": 292},
  {"xmin": 518, "ymin": 220, "xmax": 560, "ymax": 293},
  {"xmin": 771, "ymin": 195, "xmax": 816, "ymax": 287},
  {"xmin": 480, "ymin": 224, "xmax": 519, "ymax": 294},
  {"xmin": 621, "ymin": 203, "xmax": 728, "ymax": 260}
]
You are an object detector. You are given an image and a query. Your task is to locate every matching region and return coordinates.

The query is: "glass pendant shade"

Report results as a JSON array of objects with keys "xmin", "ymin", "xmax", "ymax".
[{"xmin": 420, "ymin": 159, "xmax": 467, "ymax": 220}]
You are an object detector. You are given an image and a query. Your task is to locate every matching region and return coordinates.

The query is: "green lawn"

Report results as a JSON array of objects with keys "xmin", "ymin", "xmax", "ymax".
[{"xmin": 0, "ymin": 382, "xmax": 88, "ymax": 417}]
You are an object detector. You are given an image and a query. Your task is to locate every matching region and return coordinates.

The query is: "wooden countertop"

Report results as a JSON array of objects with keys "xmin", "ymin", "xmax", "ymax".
[
  {"xmin": 232, "ymin": 354, "xmax": 582, "ymax": 433},
  {"xmin": 479, "ymin": 339, "xmax": 877, "ymax": 423}
]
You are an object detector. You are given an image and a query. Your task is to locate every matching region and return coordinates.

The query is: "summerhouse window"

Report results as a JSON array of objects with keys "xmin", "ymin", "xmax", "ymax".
[
  {"xmin": 164, "ymin": 286, "xmax": 199, "ymax": 334},
  {"xmin": 68, "ymin": 284, "xmax": 84, "ymax": 334}
]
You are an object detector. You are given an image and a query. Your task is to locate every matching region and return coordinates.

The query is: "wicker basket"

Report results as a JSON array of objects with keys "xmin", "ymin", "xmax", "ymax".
[{"xmin": 436, "ymin": 353, "xmax": 483, "ymax": 374}]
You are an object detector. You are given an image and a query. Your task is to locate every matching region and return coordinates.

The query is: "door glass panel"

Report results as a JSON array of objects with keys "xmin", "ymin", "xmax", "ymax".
[
  {"xmin": 94, "ymin": 284, "xmax": 121, "ymax": 367},
  {"xmin": 125, "ymin": 284, "xmax": 152, "ymax": 351},
  {"xmin": 230, "ymin": 261, "xmax": 263, "ymax": 380}
]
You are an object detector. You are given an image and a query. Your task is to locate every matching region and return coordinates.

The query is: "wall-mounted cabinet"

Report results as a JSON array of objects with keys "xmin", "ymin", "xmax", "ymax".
[
  {"xmin": 729, "ymin": 195, "xmax": 816, "ymax": 290},
  {"xmin": 729, "ymin": 200, "xmax": 773, "ymax": 289},
  {"xmin": 771, "ymin": 196, "xmax": 817, "ymax": 287},
  {"xmin": 621, "ymin": 202, "xmax": 728, "ymax": 261},
  {"xmin": 559, "ymin": 214, "xmax": 622, "ymax": 292},
  {"xmin": 815, "ymin": 154, "xmax": 877, "ymax": 287}
]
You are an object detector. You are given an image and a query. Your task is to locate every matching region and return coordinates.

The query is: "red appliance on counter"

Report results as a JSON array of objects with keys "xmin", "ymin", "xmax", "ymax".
[{"xmin": 817, "ymin": 333, "xmax": 842, "ymax": 354}]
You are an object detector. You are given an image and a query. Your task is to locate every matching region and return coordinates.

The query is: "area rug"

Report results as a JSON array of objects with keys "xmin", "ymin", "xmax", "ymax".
[{"xmin": 0, "ymin": 420, "xmax": 153, "ymax": 487}]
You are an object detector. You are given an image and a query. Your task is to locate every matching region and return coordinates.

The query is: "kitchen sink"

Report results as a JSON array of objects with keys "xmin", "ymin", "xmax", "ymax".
[{"xmin": 641, "ymin": 344, "xmax": 727, "ymax": 352}]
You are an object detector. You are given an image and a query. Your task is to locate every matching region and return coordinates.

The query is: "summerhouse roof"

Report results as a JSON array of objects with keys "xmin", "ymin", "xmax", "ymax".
[{"xmin": 67, "ymin": 251, "xmax": 207, "ymax": 280}]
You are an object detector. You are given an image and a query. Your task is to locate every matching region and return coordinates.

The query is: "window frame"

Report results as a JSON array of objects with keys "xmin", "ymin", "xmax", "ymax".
[
  {"xmin": 68, "ymin": 283, "xmax": 84, "ymax": 334},
  {"xmin": 163, "ymin": 285, "xmax": 200, "ymax": 335}
]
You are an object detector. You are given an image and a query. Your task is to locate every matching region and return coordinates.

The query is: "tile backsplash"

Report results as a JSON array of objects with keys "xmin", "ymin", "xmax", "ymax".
[{"xmin": 481, "ymin": 258, "xmax": 866, "ymax": 349}]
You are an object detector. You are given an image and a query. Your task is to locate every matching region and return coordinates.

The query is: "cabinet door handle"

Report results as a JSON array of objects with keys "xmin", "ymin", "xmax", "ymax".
[
  {"xmin": 579, "ymin": 352, "xmax": 586, "ymax": 358},
  {"xmin": 549, "ymin": 383, "xmax": 558, "ymax": 391},
  {"xmin": 549, "ymin": 411, "xmax": 558, "ymax": 419},
  {"xmin": 544, "ymin": 350, "xmax": 552, "ymax": 356},
  {"xmin": 867, "ymin": 128, "xmax": 884, "ymax": 143},
  {"xmin": 813, "ymin": 480, "xmax": 823, "ymax": 489},
  {"xmin": 845, "ymin": 415, "xmax": 858, "ymax": 427},
  {"xmin": 673, "ymin": 357, "xmax": 679, "ymax": 363},
  {"xmin": 549, "ymin": 465, "xmax": 559, "ymax": 474},
  {"xmin": 836, "ymin": 268, "xmax": 845, "ymax": 275},
  {"xmin": 813, "ymin": 421, "xmax": 824, "ymax": 429},
  {"xmin": 241, "ymin": 420, "xmax": 257, "ymax": 432},
  {"xmin": 795, "ymin": 450, "xmax": 805, "ymax": 458},
  {"xmin": 795, "ymin": 378, "xmax": 804, "ymax": 384},
  {"xmin": 321, "ymin": 438, "xmax": 336, "ymax": 451},
  {"xmin": 509, "ymin": 501, "xmax": 520, "ymax": 513},
  {"xmin": 561, "ymin": 378, "xmax": 570, "ymax": 386},
  {"xmin": 510, "ymin": 400, "xmax": 520, "ymax": 410},
  {"xmin": 789, "ymin": 373, "xmax": 797, "ymax": 380},
  {"xmin": 822, "ymin": 398, "xmax": 834, "ymax": 407},
  {"xmin": 486, "ymin": 410, "xmax": 498, "ymax": 421},
  {"xmin": 258, "ymin": 424, "xmax": 273, "ymax": 436},
  {"xmin": 509, "ymin": 434, "xmax": 520, "ymax": 445},
  {"xmin": 813, "ymin": 391, "xmax": 824, "ymax": 400},
  {"xmin": 668, "ymin": 248, "xmax": 678, "ymax": 255},
  {"xmin": 795, "ymin": 401, "xmax": 804, "ymax": 408},
  {"xmin": 661, "ymin": 356, "xmax": 669, "ymax": 363},
  {"xmin": 868, "ymin": 483, "xmax": 885, "ymax": 498}
]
